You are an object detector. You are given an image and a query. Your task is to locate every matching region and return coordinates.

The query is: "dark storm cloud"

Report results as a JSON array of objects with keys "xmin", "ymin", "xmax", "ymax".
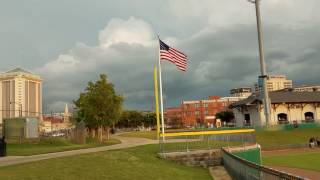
[
  {"xmin": 35, "ymin": 22, "xmax": 320, "ymax": 112},
  {"xmin": 1, "ymin": 1, "xmax": 320, "ymax": 112}
]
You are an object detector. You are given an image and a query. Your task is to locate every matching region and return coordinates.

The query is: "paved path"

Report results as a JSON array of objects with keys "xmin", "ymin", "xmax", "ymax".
[
  {"xmin": 0, "ymin": 135, "xmax": 158, "ymax": 167},
  {"xmin": 0, "ymin": 135, "xmax": 199, "ymax": 167}
]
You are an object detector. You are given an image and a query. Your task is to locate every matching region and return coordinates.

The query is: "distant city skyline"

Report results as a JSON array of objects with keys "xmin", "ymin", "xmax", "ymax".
[{"xmin": 0, "ymin": 0, "xmax": 319, "ymax": 112}]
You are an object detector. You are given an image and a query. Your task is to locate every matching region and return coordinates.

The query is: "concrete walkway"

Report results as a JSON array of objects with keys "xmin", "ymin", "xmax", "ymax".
[
  {"xmin": 209, "ymin": 166, "xmax": 232, "ymax": 180},
  {"xmin": 0, "ymin": 134, "xmax": 219, "ymax": 167},
  {"xmin": 0, "ymin": 135, "xmax": 158, "ymax": 167}
]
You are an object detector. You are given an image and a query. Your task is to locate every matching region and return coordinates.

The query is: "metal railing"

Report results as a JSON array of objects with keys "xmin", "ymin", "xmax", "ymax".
[
  {"xmin": 159, "ymin": 129, "xmax": 256, "ymax": 153},
  {"xmin": 222, "ymin": 148, "xmax": 306, "ymax": 180}
]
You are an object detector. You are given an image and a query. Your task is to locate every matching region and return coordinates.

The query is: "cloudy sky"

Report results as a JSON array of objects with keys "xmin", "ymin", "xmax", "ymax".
[{"xmin": 1, "ymin": 0, "xmax": 319, "ymax": 112}]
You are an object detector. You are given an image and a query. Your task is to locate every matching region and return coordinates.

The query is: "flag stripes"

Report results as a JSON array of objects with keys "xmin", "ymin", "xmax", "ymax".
[{"xmin": 159, "ymin": 39, "xmax": 187, "ymax": 71}]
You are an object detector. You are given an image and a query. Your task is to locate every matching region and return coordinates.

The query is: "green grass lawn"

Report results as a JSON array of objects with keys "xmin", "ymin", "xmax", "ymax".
[
  {"xmin": 120, "ymin": 131, "xmax": 158, "ymax": 140},
  {"xmin": 256, "ymin": 128, "xmax": 320, "ymax": 148},
  {"xmin": 121, "ymin": 128, "xmax": 320, "ymax": 149},
  {"xmin": 7, "ymin": 137, "xmax": 121, "ymax": 156},
  {"xmin": 262, "ymin": 151, "xmax": 320, "ymax": 171},
  {"xmin": 0, "ymin": 144, "xmax": 212, "ymax": 180}
]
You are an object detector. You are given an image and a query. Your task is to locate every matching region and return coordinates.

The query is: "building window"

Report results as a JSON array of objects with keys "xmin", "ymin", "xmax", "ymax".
[
  {"xmin": 244, "ymin": 114, "xmax": 250, "ymax": 126},
  {"xmin": 277, "ymin": 113, "xmax": 288, "ymax": 124},
  {"xmin": 304, "ymin": 112, "xmax": 314, "ymax": 122}
]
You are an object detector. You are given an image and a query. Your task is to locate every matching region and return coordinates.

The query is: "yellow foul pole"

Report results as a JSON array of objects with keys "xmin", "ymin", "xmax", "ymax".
[{"xmin": 153, "ymin": 66, "xmax": 161, "ymax": 140}]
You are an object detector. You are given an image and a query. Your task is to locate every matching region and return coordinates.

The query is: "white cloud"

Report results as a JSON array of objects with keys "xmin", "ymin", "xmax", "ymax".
[
  {"xmin": 37, "ymin": 17, "xmax": 156, "ymax": 76},
  {"xmin": 27, "ymin": 3, "xmax": 320, "ymax": 113},
  {"xmin": 168, "ymin": 0, "xmax": 320, "ymax": 29},
  {"xmin": 36, "ymin": 17, "xmax": 158, "ymax": 112},
  {"xmin": 37, "ymin": 54, "xmax": 80, "ymax": 74},
  {"xmin": 99, "ymin": 17, "xmax": 155, "ymax": 48}
]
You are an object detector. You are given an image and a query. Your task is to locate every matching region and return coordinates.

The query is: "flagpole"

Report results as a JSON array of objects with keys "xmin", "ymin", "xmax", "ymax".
[{"xmin": 157, "ymin": 37, "xmax": 165, "ymax": 139}]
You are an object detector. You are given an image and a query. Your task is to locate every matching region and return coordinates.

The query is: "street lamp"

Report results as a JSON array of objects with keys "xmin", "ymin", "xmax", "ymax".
[{"xmin": 248, "ymin": 0, "xmax": 271, "ymax": 126}]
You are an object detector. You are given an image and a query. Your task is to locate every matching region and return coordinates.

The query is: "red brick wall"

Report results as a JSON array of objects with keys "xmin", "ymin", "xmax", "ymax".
[{"xmin": 165, "ymin": 96, "xmax": 237, "ymax": 127}]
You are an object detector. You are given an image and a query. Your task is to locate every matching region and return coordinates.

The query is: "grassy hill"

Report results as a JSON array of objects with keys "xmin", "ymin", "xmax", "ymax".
[{"xmin": 0, "ymin": 144, "xmax": 211, "ymax": 180}]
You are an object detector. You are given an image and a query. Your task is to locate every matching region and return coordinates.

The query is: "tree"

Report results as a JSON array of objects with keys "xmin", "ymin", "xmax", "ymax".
[
  {"xmin": 215, "ymin": 111, "xmax": 235, "ymax": 123},
  {"xmin": 74, "ymin": 74, "xmax": 123, "ymax": 142},
  {"xmin": 142, "ymin": 112, "xmax": 157, "ymax": 128},
  {"xmin": 117, "ymin": 111, "xmax": 157, "ymax": 128}
]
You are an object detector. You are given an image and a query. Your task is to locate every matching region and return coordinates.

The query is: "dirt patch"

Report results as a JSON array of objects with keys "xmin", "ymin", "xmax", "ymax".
[
  {"xmin": 269, "ymin": 166, "xmax": 320, "ymax": 180},
  {"xmin": 262, "ymin": 147, "xmax": 320, "ymax": 156}
]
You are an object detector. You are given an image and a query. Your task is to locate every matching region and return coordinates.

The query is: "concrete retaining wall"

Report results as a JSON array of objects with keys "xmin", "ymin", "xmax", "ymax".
[{"xmin": 158, "ymin": 149, "xmax": 222, "ymax": 168}]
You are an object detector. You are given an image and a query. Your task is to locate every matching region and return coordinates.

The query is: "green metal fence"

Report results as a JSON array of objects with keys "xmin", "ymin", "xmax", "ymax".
[
  {"xmin": 222, "ymin": 148, "xmax": 306, "ymax": 180},
  {"xmin": 232, "ymin": 147, "xmax": 261, "ymax": 165}
]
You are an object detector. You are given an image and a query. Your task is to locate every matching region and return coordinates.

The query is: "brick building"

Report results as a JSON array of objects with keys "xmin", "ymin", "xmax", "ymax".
[
  {"xmin": 164, "ymin": 107, "xmax": 182, "ymax": 127},
  {"xmin": 165, "ymin": 96, "xmax": 245, "ymax": 127}
]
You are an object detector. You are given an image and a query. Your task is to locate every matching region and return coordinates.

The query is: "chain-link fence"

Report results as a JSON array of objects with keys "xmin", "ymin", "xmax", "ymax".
[
  {"xmin": 222, "ymin": 148, "xmax": 306, "ymax": 180},
  {"xmin": 159, "ymin": 129, "xmax": 256, "ymax": 153}
]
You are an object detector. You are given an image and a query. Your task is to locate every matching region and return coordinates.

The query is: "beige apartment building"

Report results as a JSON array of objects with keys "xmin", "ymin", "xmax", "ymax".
[
  {"xmin": 0, "ymin": 68, "xmax": 42, "ymax": 124},
  {"xmin": 254, "ymin": 75, "xmax": 292, "ymax": 93}
]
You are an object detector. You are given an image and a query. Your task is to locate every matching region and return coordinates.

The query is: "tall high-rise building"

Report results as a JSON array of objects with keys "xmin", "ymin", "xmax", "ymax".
[
  {"xmin": 0, "ymin": 68, "xmax": 42, "ymax": 124},
  {"xmin": 254, "ymin": 75, "xmax": 292, "ymax": 93}
]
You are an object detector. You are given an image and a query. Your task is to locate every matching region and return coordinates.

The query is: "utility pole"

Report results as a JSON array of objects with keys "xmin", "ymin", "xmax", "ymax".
[{"xmin": 248, "ymin": 0, "xmax": 271, "ymax": 126}]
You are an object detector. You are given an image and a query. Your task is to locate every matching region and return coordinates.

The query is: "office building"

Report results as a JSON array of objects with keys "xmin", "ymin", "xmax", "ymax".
[
  {"xmin": 254, "ymin": 75, "xmax": 292, "ymax": 93},
  {"xmin": 0, "ymin": 68, "xmax": 42, "ymax": 124},
  {"xmin": 230, "ymin": 87, "xmax": 252, "ymax": 97}
]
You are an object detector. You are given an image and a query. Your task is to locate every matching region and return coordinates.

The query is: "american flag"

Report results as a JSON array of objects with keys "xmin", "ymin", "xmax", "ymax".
[{"xmin": 159, "ymin": 39, "xmax": 187, "ymax": 71}]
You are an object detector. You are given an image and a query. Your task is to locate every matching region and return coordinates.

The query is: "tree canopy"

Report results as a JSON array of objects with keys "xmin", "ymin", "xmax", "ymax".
[
  {"xmin": 74, "ymin": 74, "xmax": 123, "ymax": 140},
  {"xmin": 116, "ymin": 111, "xmax": 156, "ymax": 128}
]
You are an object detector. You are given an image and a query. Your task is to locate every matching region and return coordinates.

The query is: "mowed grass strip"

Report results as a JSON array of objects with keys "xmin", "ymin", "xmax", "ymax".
[
  {"xmin": 262, "ymin": 151, "xmax": 320, "ymax": 171},
  {"xmin": 122, "ymin": 128, "xmax": 320, "ymax": 148},
  {"xmin": 256, "ymin": 128, "xmax": 320, "ymax": 148},
  {"xmin": 7, "ymin": 137, "xmax": 121, "ymax": 156},
  {"xmin": 120, "ymin": 131, "xmax": 158, "ymax": 140},
  {"xmin": 0, "ymin": 144, "xmax": 212, "ymax": 180}
]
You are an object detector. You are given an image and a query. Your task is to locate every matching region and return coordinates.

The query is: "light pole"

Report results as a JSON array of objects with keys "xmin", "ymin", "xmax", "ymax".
[{"xmin": 248, "ymin": 0, "xmax": 271, "ymax": 126}]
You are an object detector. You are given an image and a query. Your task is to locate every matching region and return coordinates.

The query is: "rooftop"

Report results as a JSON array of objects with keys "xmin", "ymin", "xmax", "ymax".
[
  {"xmin": 5, "ymin": 68, "xmax": 34, "ymax": 75},
  {"xmin": 0, "ymin": 67, "xmax": 41, "ymax": 80},
  {"xmin": 230, "ymin": 91, "xmax": 320, "ymax": 108}
]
